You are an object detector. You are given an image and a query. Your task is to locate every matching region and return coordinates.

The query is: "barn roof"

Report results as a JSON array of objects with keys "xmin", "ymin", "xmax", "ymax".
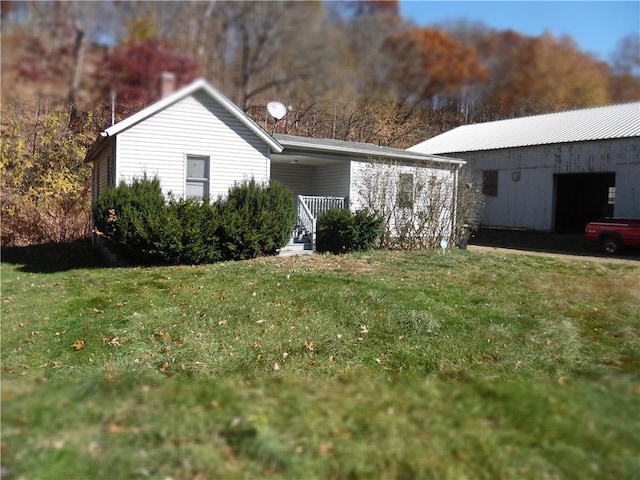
[{"xmin": 408, "ymin": 102, "xmax": 640, "ymax": 155}]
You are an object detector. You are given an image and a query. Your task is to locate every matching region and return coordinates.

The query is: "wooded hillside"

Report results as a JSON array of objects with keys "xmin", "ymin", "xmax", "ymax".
[{"xmin": 2, "ymin": 0, "xmax": 639, "ymax": 245}]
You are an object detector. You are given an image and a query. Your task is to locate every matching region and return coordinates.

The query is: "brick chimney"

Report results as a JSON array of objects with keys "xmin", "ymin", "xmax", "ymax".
[{"xmin": 160, "ymin": 71, "xmax": 176, "ymax": 98}]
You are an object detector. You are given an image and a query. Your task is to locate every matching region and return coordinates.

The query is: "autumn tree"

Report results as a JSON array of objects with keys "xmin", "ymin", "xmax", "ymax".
[
  {"xmin": 95, "ymin": 38, "xmax": 200, "ymax": 121},
  {"xmin": 469, "ymin": 31, "xmax": 613, "ymax": 118},
  {"xmin": 382, "ymin": 28, "xmax": 488, "ymax": 105},
  {"xmin": 1, "ymin": 104, "xmax": 94, "ymax": 246},
  {"xmin": 609, "ymin": 34, "xmax": 640, "ymax": 102}
]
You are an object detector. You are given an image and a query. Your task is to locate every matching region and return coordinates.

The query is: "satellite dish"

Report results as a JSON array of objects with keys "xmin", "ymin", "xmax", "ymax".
[{"xmin": 267, "ymin": 101, "xmax": 287, "ymax": 120}]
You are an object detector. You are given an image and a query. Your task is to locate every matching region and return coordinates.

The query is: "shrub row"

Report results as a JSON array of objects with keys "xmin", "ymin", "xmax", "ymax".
[
  {"xmin": 93, "ymin": 177, "xmax": 296, "ymax": 265},
  {"xmin": 317, "ymin": 208, "xmax": 383, "ymax": 254}
]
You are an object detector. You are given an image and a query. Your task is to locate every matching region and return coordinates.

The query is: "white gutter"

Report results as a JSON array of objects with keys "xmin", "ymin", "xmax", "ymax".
[{"xmin": 278, "ymin": 139, "xmax": 465, "ymax": 167}]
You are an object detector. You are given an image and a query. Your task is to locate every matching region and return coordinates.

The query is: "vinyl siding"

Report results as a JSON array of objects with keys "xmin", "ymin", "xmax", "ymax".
[
  {"xmin": 91, "ymin": 144, "xmax": 112, "ymax": 201},
  {"xmin": 270, "ymin": 163, "xmax": 314, "ymax": 197},
  {"xmin": 116, "ymin": 91, "xmax": 270, "ymax": 199},
  {"xmin": 314, "ymin": 162, "xmax": 351, "ymax": 198},
  {"xmin": 349, "ymin": 160, "xmax": 456, "ymax": 237}
]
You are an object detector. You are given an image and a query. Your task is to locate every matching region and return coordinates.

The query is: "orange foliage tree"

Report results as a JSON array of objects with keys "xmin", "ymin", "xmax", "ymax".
[
  {"xmin": 475, "ymin": 31, "xmax": 612, "ymax": 118},
  {"xmin": 382, "ymin": 28, "xmax": 488, "ymax": 104}
]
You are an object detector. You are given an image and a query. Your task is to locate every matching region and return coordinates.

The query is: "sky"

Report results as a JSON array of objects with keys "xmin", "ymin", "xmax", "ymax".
[{"xmin": 399, "ymin": 1, "xmax": 640, "ymax": 64}]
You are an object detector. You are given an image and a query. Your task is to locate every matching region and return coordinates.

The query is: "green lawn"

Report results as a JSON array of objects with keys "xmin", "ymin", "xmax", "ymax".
[{"xmin": 2, "ymin": 243, "xmax": 638, "ymax": 479}]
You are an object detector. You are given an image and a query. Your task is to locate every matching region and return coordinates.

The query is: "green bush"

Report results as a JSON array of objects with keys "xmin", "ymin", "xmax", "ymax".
[
  {"xmin": 93, "ymin": 177, "xmax": 294, "ymax": 265},
  {"xmin": 218, "ymin": 180, "xmax": 296, "ymax": 260},
  {"xmin": 147, "ymin": 199, "xmax": 222, "ymax": 265},
  {"xmin": 317, "ymin": 208, "xmax": 383, "ymax": 254},
  {"xmin": 93, "ymin": 176, "xmax": 167, "ymax": 264}
]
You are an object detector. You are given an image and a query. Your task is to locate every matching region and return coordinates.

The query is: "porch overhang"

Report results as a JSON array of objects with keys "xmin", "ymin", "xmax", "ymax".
[{"xmin": 272, "ymin": 133, "xmax": 465, "ymax": 167}]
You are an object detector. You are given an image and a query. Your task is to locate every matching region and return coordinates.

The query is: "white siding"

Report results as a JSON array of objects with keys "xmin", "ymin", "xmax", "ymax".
[
  {"xmin": 115, "ymin": 91, "xmax": 270, "ymax": 199},
  {"xmin": 481, "ymin": 167, "xmax": 555, "ymax": 231},
  {"xmin": 270, "ymin": 163, "xmax": 314, "ymax": 197},
  {"xmin": 314, "ymin": 163, "xmax": 351, "ymax": 198},
  {"xmin": 616, "ymin": 164, "xmax": 640, "ymax": 218},
  {"xmin": 349, "ymin": 160, "xmax": 456, "ymax": 238},
  {"xmin": 456, "ymin": 137, "xmax": 640, "ymax": 230},
  {"xmin": 349, "ymin": 161, "xmax": 453, "ymax": 208},
  {"xmin": 91, "ymin": 144, "xmax": 112, "ymax": 201}
]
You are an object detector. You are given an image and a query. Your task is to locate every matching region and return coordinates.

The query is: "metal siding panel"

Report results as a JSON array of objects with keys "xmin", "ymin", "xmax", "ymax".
[
  {"xmin": 454, "ymin": 137, "xmax": 639, "ymax": 230},
  {"xmin": 615, "ymin": 164, "xmax": 640, "ymax": 218}
]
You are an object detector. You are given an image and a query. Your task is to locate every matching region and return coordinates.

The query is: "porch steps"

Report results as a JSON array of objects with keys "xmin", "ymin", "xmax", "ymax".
[{"xmin": 278, "ymin": 239, "xmax": 314, "ymax": 256}]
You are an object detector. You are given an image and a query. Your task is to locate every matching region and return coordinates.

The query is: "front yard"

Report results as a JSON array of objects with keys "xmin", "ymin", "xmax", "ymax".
[{"xmin": 2, "ymin": 245, "xmax": 638, "ymax": 479}]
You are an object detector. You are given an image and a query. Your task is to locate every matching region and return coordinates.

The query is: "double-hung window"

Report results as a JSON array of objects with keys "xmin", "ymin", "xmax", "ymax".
[
  {"xmin": 397, "ymin": 173, "xmax": 414, "ymax": 208},
  {"xmin": 186, "ymin": 154, "xmax": 210, "ymax": 200}
]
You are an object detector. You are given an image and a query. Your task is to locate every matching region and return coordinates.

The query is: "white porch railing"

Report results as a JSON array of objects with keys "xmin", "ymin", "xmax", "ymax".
[
  {"xmin": 295, "ymin": 196, "xmax": 349, "ymax": 252},
  {"xmin": 300, "ymin": 196, "xmax": 348, "ymax": 217},
  {"xmin": 297, "ymin": 196, "xmax": 317, "ymax": 250}
]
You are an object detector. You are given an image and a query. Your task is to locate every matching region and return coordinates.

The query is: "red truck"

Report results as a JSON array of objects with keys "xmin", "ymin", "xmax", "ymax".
[{"xmin": 585, "ymin": 218, "xmax": 640, "ymax": 254}]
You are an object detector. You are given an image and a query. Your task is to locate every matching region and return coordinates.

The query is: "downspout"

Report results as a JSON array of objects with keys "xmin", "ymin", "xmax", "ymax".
[
  {"xmin": 89, "ymin": 131, "xmax": 111, "ymax": 246},
  {"xmin": 91, "ymin": 167, "xmax": 96, "ymax": 246},
  {"xmin": 451, "ymin": 164, "xmax": 460, "ymax": 242}
]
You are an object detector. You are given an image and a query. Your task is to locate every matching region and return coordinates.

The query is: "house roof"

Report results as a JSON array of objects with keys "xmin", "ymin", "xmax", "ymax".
[
  {"xmin": 274, "ymin": 134, "xmax": 465, "ymax": 166},
  {"xmin": 84, "ymin": 78, "xmax": 284, "ymax": 162},
  {"xmin": 408, "ymin": 102, "xmax": 640, "ymax": 155}
]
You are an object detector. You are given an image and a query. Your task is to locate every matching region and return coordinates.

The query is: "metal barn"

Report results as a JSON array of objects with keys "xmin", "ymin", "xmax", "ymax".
[{"xmin": 409, "ymin": 103, "xmax": 640, "ymax": 232}]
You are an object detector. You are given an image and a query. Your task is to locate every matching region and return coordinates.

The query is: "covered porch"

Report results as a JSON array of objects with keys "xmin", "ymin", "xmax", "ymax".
[
  {"xmin": 271, "ymin": 139, "xmax": 352, "ymax": 253},
  {"xmin": 270, "ymin": 134, "xmax": 465, "ymax": 254}
]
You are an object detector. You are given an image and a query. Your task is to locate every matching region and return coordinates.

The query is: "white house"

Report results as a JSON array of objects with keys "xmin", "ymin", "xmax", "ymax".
[
  {"xmin": 85, "ymin": 78, "xmax": 464, "ymax": 252},
  {"xmin": 409, "ymin": 103, "xmax": 640, "ymax": 232}
]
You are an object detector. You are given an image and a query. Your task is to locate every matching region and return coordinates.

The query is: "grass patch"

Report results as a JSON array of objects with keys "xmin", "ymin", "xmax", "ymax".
[{"xmin": 2, "ymin": 247, "xmax": 639, "ymax": 479}]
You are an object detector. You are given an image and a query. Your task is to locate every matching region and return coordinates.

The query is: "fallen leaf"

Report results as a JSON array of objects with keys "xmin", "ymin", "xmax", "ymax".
[
  {"xmin": 103, "ymin": 337, "xmax": 121, "ymax": 347},
  {"xmin": 106, "ymin": 423, "xmax": 124, "ymax": 433},
  {"xmin": 72, "ymin": 339, "xmax": 85, "ymax": 350},
  {"xmin": 304, "ymin": 340, "xmax": 314, "ymax": 351},
  {"xmin": 318, "ymin": 442, "xmax": 334, "ymax": 457}
]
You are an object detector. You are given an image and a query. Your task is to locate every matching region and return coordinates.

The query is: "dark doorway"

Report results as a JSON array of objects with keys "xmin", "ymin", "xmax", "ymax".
[{"xmin": 554, "ymin": 173, "xmax": 615, "ymax": 232}]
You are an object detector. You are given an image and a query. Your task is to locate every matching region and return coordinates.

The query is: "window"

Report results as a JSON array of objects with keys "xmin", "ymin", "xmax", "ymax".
[
  {"xmin": 186, "ymin": 155, "xmax": 210, "ymax": 200},
  {"xmin": 607, "ymin": 186, "xmax": 616, "ymax": 217},
  {"xmin": 482, "ymin": 170, "xmax": 498, "ymax": 196},
  {"xmin": 397, "ymin": 173, "xmax": 414, "ymax": 208},
  {"xmin": 107, "ymin": 152, "xmax": 116, "ymax": 186}
]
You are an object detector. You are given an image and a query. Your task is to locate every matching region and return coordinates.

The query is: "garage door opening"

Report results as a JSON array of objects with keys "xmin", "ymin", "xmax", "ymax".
[{"xmin": 554, "ymin": 173, "xmax": 616, "ymax": 232}]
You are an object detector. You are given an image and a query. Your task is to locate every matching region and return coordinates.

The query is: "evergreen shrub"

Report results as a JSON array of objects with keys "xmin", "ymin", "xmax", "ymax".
[
  {"xmin": 93, "ymin": 176, "xmax": 167, "ymax": 264},
  {"xmin": 317, "ymin": 208, "xmax": 383, "ymax": 254},
  {"xmin": 93, "ymin": 177, "xmax": 295, "ymax": 265},
  {"xmin": 218, "ymin": 180, "xmax": 296, "ymax": 260}
]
